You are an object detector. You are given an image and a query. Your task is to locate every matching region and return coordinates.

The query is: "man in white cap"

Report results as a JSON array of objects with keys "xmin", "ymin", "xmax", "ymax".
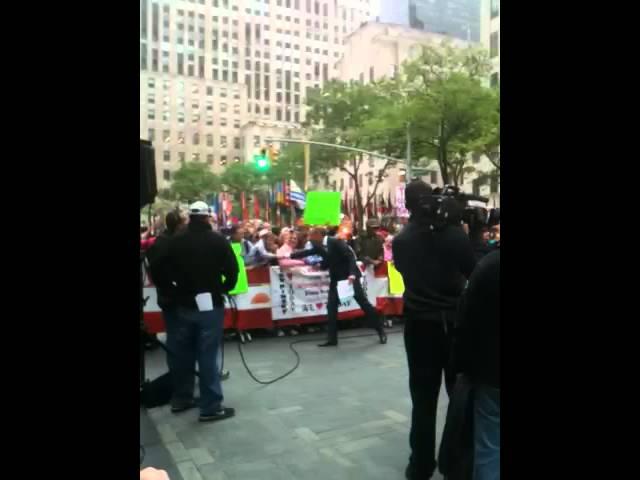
[{"xmin": 161, "ymin": 200, "xmax": 238, "ymax": 422}]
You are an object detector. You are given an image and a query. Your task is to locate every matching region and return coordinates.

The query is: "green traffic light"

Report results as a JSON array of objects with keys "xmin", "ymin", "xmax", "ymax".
[{"xmin": 254, "ymin": 153, "xmax": 270, "ymax": 171}]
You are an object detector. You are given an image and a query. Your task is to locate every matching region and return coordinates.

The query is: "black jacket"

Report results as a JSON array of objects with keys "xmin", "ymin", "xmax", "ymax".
[
  {"xmin": 165, "ymin": 221, "xmax": 239, "ymax": 309},
  {"xmin": 392, "ymin": 220, "xmax": 476, "ymax": 314},
  {"xmin": 291, "ymin": 236, "xmax": 360, "ymax": 283},
  {"xmin": 455, "ymin": 250, "xmax": 500, "ymax": 388},
  {"xmin": 145, "ymin": 231, "xmax": 178, "ymax": 310}
]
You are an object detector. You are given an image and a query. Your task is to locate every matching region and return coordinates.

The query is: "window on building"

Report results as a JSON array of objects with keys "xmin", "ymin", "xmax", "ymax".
[
  {"xmin": 221, "ymin": 136, "xmax": 227, "ymax": 147},
  {"xmin": 178, "ymin": 152, "xmax": 185, "ymax": 164},
  {"xmin": 490, "ymin": 32, "xmax": 499, "ymax": 58},
  {"xmin": 193, "ymin": 153, "xmax": 200, "ymax": 162},
  {"xmin": 193, "ymin": 133, "xmax": 200, "ymax": 145},
  {"xmin": 234, "ymin": 137, "xmax": 241, "ymax": 149},
  {"xmin": 369, "ymin": 66, "xmax": 374, "ymax": 82},
  {"xmin": 207, "ymin": 154, "xmax": 214, "ymax": 165},
  {"xmin": 220, "ymin": 155, "xmax": 228, "ymax": 165},
  {"xmin": 163, "ymin": 169, "xmax": 171, "ymax": 181},
  {"xmin": 359, "ymin": 72, "xmax": 364, "ymax": 83},
  {"xmin": 163, "ymin": 150, "xmax": 170, "ymax": 162},
  {"xmin": 491, "ymin": 0, "xmax": 499, "ymax": 18},
  {"xmin": 207, "ymin": 134, "xmax": 213, "ymax": 146},
  {"xmin": 148, "ymin": 128, "xmax": 155, "ymax": 142}
]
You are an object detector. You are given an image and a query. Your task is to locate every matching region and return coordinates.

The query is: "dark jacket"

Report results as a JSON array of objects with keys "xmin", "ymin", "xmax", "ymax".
[
  {"xmin": 145, "ymin": 231, "xmax": 178, "ymax": 310},
  {"xmin": 166, "ymin": 221, "xmax": 239, "ymax": 309},
  {"xmin": 291, "ymin": 236, "xmax": 360, "ymax": 283},
  {"xmin": 355, "ymin": 233, "xmax": 383, "ymax": 263},
  {"xmin": 392, "ymin": 219, "xmax": 476, "ymax": 314},
  {"xmin": 455, "ymin": 250, "xmax": 500, "ymax": 388}
]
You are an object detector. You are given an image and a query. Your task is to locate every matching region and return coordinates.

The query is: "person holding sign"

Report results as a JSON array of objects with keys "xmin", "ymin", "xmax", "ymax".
[
  {"xmin": 288, "ymin": 227, "xmax": 387, "ymax": 347},
  {"xmin": 163, "ymin": 201, "xmax": 238, "ymax": 423}
]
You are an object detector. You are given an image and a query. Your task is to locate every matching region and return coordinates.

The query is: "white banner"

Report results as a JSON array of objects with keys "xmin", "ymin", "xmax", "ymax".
[
  {"xmin": 269, "ymin": 266, "xmax": 381, "ymax": 321},
  {"xmin": 395, "ymin": 184, "xmax": 409, "ymax": 218}
]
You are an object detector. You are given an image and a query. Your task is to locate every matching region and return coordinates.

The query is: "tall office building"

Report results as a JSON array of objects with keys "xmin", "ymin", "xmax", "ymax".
[
  {"xmin": 140, "ymin": 0, "xmax": 372, "ymax": 189},
  {"xmin": 378, "ymin": 0, "xmax": 479, "ymax": 42},
  {"xmin": 481, "ymin": 0, "xmax": 499, "ymax": 87}
]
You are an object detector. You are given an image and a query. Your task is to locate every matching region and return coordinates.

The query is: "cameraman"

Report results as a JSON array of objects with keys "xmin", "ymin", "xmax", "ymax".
[{"xmin": 392, "ymin": 180, "xmax": 476, "ymax": 480}]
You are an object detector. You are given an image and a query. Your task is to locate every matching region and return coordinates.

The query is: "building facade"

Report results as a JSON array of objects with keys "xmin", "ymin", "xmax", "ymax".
[
  {"xmin": 481, "ymin": 0, "xmax": 499, "ymax": 87},
  {"xmin": 140, "ymin": 0, "xmax": 373, "ymax": 189},
  {"xmin": 378, "ymin": 0, "xmax": 480, "ymax": 42},
  {"xmin": 326, "ymin": 22, "xmax": 491, "ymax": 215}
]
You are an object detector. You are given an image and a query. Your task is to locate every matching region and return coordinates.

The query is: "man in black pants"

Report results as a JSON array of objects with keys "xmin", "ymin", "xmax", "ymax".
[
  {"xmin": 393, "ymin": 181, "xmax": 476, "ymax": 480},
  {"xmin": 289, "ymin": 227, "xmax": 387, "ymax": 347}
]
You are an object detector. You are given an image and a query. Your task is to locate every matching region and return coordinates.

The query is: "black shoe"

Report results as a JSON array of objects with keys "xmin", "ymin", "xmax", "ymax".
[
  {"xmin": 171, "ymin": 400, "xmax": 197, "ymax": 414},
  {"xmin": 318, "ymin": 341, "xmax": 338, "ymax": 347},
  {"xmin": 199, "ymin": 406, "xmax": 235, "ymax": 423},
  {"xmin": 378, "ymin": 329, "xmax": 388, "ymax": 344}
]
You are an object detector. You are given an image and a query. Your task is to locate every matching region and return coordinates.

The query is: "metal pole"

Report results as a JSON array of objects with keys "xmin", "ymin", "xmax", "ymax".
[
  {"xmin": 303, "ymin": 143, "xmax": 310, "ymax": 191},
  {"xmin": 265, "ymin": 138, "xmax": 403, "ymax": 165}
]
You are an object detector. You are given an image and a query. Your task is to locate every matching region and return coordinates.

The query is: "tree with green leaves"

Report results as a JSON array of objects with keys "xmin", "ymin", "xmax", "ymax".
[
  {"xmin": 166, "ymin": 161, "xmax": 220, "ymax": 203},
  {"xmin": 401, "ymin": 42, "xmax": 499, "ymax": 186},
  {"xmin": 301, "ymin": 79, "xmax": 405, "ymax": 225}
]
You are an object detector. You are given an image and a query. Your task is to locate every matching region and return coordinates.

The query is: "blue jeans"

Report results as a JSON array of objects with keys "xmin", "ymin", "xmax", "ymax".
[
  {"xmin": 473, "ymin": 385, "xmax": 500, "ymax": 480},
  {"xmin": 166, "ymin": 306, "xmax": 225, "ymax": 415}
]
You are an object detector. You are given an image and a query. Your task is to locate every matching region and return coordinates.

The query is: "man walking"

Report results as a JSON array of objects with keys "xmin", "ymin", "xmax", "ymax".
[
  {"xmin": 289, "ymin": 227, "xmax": 386, "ymax": 347},
  {"xmin": 163, "ymin": 201, "xmax": 238, "ymax": 422}
]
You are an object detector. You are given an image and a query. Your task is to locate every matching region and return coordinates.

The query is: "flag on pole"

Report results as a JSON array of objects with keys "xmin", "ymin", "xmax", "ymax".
[
  {"xmin": 210, "ymin": 194, "xmax": 219, "ymax": 223},
  {"xmin": 253, "ymin": 193, "xmax": 260, "ymax": 219},
  {"xmin": 289, "ymin": 180, "xmax": 306, "ymax": 209},
  {"xmin": 240, "ymin": 192, "xmax": 249, "ymax": 221},
  {"xmin": 283, "ymin": 180, "xmax": 290, "ymax": 207}
]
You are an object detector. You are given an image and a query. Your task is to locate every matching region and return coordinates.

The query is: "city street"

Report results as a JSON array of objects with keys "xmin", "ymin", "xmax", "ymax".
[{"xmin": 141, "ymin": 326, "xmax": 449, "ymax": 480}]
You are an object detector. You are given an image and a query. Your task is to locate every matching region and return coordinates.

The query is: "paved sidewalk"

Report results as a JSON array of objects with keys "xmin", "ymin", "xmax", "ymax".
[{"xmin": 143, "ymin": 327, "xmax": 448, "ymax": 479}]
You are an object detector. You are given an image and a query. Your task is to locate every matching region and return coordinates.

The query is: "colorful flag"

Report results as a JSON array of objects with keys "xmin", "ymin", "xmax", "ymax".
[
  {"xmin": 240, "ymin": 192, "xmax": 249, "ymax": 221},
  {"xmin": 253, "ymin": 193, "xmax": 260, "ymax": 219},
  {"xmin": 289, "ymin": 180, "xmax": 306, "ymax": 209},
  {"xmin": 283, "ymin": 180, "xmax": 290, "ymax": 207}
]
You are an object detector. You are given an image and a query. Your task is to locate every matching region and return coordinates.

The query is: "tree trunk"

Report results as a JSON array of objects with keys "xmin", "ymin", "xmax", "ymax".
[{"xmin": 439, "ymin": 143, "xmax": 450, "ymax": 185}]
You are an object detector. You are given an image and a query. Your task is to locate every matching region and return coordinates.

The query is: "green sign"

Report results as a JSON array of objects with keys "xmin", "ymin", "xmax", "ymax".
[
  {"xmin": 227, "ymin": 242, "xmax": 249, "ymax": 295},
  {"xmin": 303, "ymin": 191, "xmax": 341, "ymax": 226}
]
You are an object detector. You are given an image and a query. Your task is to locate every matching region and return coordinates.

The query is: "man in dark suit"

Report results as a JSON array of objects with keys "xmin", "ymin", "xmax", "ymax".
[{"xmin": 288, "ymin": 227, "xmax": 387, "ymax": 347}]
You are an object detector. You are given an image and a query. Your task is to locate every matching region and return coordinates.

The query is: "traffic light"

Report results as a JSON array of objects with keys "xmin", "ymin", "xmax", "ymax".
[
  {"xmin": 254, "ymin": 146, "xmax": 270, "ymax": 172},
  {"xmin": 268, "ymin": 144, "xmax": 279, "ymax": 165}
]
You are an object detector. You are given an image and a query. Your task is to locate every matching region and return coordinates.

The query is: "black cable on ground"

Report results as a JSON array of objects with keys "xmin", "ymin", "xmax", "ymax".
[{"xmin": 226, "ymin": 294, "xmax": 403, "ymax": 386}]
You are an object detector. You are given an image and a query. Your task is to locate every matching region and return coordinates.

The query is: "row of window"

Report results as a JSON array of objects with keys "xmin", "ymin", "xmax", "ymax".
[
  {"xmin": 149, "ymin": 129, "xmax": 241, "ymax": 149},
  {"xmin": 145, "ymin": 79, "xmax": 240, "ymax": 99},
  {"xmin": 147, "ymin": 110, "xmax": 241, "ymax": 127}
]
